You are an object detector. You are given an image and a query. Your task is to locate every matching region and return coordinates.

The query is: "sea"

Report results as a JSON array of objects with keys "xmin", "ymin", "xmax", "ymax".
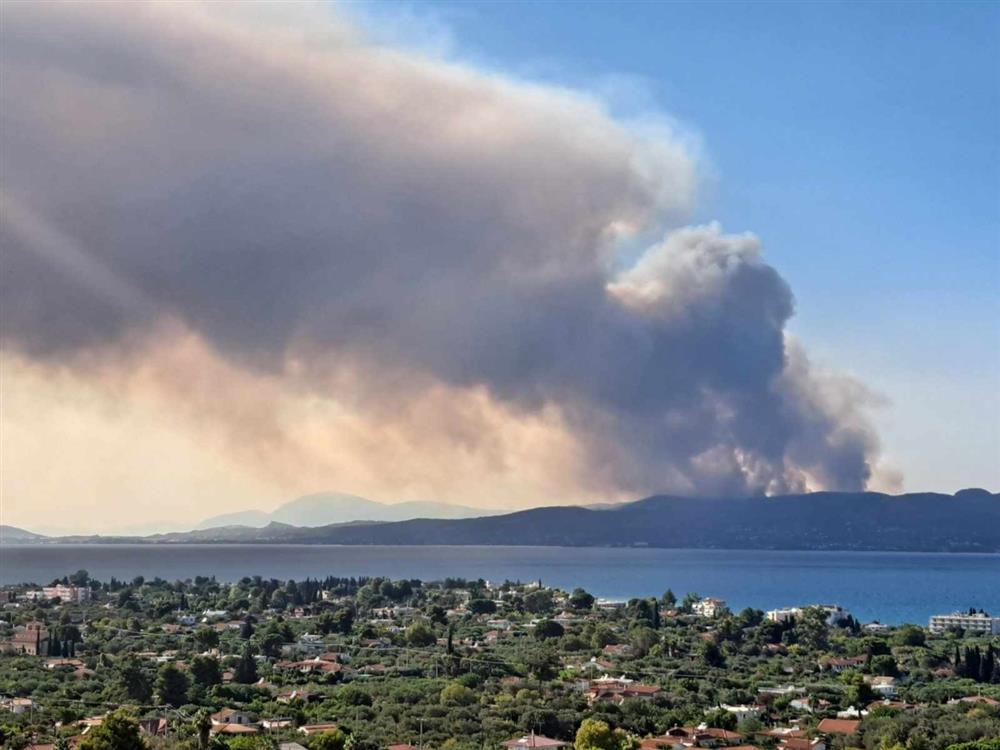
[{"xmin": 1, "ymin": 544, "xmax": 997, "ymax": 625}]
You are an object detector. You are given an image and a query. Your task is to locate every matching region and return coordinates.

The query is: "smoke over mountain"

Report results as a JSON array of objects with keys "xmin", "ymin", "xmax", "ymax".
[{"xmin": 0, "ymin": 2, "xmax": 895, "ymax": 508}]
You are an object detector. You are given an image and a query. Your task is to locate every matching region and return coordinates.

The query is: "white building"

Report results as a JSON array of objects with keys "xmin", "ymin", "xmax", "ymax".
[
  {"xmin": 42, "ymin": 585, "xmax": 91, "ymax": 603},
  {"xmin": 766, "ymin": 604, "xmax": 851, "ymax": 626},
  {"xmin": 717, "ymin": 703, "xmax": 761, "ymax": 721},
  {"xmin": 865, "ymin": 675, "xmax": 898, "ymax": 698},
  {"xmin": 693, "ymin": 597, "xmax": 727, "ymax": 618},
  {"xmin": 929, "ymin": 612, "xmax": 1000, "ymax": 635}
]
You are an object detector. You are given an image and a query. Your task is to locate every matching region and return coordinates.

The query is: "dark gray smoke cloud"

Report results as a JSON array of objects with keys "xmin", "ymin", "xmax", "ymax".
[{"xmin": 0, "ymin": 2, "xmax": 890, "ymax": 497}]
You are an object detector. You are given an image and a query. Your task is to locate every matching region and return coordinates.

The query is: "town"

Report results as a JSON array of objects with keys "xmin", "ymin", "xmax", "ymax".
[{"xmin": 0, "ymin": 573, "xmax": 997, "ymax": 750}]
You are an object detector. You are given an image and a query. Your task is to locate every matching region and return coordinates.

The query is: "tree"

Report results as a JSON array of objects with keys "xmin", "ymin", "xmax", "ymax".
[
  {"xmin": 79, "ymin": 710, "xmax": 147, "ymax": 750},
  {"xmin": 794, "ymin": 607, "xmax": 829, "ymax": 651},
  {"xmin": 194, "ymin": 710, "xmax": 211, "ymax": 750},
  {"xmin": 534, "ymin": 619, "xmax": 564, "ymax": 640},
  {"xmin": 520, "ymin": 644, "xmax": 560, "ymax": 682},
  {"xmin": 702, "ymin": 708, "xmax": 737, "ymax": 731},
  {"xmin": 870, "ymin": 654, "xmax": 898, "ymax": 677},
  {"xmin": 116, "ymin": 657, "xmax": 152, "ymax": 703},
  {"xmin": 569, "ymin": 588, "xmax": 595, "ymax": 610},
  {"xmin": 661, "ymin": 589, "xmax": 677, "ymax": 608},
  {"xmin": 892, "ymin": 624, "xmax": 925, "ymax": 648},
  {"xmin": 468, "ymin": 598, "xmax": 498, "ymax": 615},
  {"xmin": 259, "ymin": 632, "xmax": 284, "ymax": 658},
  {"xmin": 439, "ymin": 682, "xmax": 477, "ymax": 706},
  {"xmin": 700, "ymin": 640, "xmax": 726, "ymax": 668},
  {"xmin": 69, "ymin": 569, "xmax": 90, "ymax": 586},
  {"xmin": 427, "ymin": 605, "xmax": 448, "ymax": 625},
  {"xmin": 405, "ymin": 621, "xmax": 436, "ymax": 647},
  {"xmin": 575, "ymin": 719, "xmax": 635, "ymax": 750},
  {"xmin": 681, "ymin": 592, "xmax": 701, "ymax": 612},
  {"xmin": 629, "ymin": 626, "xmax": 659, "ymax": 656},
  {"xmin": 233, "ymin": 644, "xmax": 258, "ymax": 684},
  {"xmin": 156, "ymin": 663, "xmax": 190, "ymax": 707},
  {"xmin": 523, "ymin": 589, "xmax": 554, "ymax": 614},
  {"xmin": 193, "ymin": 628, "xmax": 219, "ymax": 650},
  {"xmin": 591, "ymin": 625, "xmax": 616, "ymax": 649},
  {"xmin": 190, "ymin": 655, "xmax": 222, "ymax": 688},
  {"xmin": 575, "ymin": 719, "xmax": 617, "ymax": 750},
  {"xmin": 308, "ymin": 729, "xmax": 348, "ymax": 750}
]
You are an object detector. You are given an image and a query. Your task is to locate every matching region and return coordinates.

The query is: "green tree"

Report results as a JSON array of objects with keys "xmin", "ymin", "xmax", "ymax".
[
  {"xmin": 439, "ymin": 682, "xmax": 477, "ymax": 706},
  {"xmin": 404, "ymin": 621, "xmax": 436, "ymax": 647},
  {"xmin": 116, "ymin": 657, "xmax": 152, "ymax": 703},
  {"xmin": 575, "ymin": 719, "xmax": 635, "ymax": 750},
  {"xmin": 190, "ymin": 655, "xmax": 222, "ymax": 688},
  {"xmin": 233, "ymin": 644, "xmax": 258, "ymax": 684},
  {"xmin": 569, "ymin": 588, "xmax": 595, "ymax": 610},
  {"xmin": 794, "ymin": 607, "xmax": 829, "ymax": 651},
  {"xmin": 629, "ymin": 626, "xmax": 659, "ymax": 656},
  {"xmin": 308, "ymin": 730, "xmax": 348, "ymax": 750},
  {"xmin": 523, "ymin": 589, "xmax": 555, "ymax": 614},
  {"xmin": 699, "ymin": 640, "xmax": 726, "ymax": 668},
  {"xmin": 79, "ymin": 710, "xmax": 147, "ymax": 750},
  {"xmin": 702, "ymin": 708, "xmax": 737, "ymax": 731},
  {"xmin": 591, "ymin": 625, "xmax": 616, "ymax": 649},
  {"xmin": 155, "ymin": 663, "xmax": 190, "ymax": 707},
  {"xmin": 193, "ymin": 628, "xmax": 219, "ymax": 650},
  {"xmin": 520, "ymin": 643, "xmax": 561, "ymax": 682},
  {"xmin": 258, "ymin": 631, "xmax": 284, "ymax": 658},
  {"xmin": 534, "ymin": 619, "xmax": 564, "ymax": 640},
  {"xmin": 468, "ymin": 598, "xmax": 498, "ymax": 615}
]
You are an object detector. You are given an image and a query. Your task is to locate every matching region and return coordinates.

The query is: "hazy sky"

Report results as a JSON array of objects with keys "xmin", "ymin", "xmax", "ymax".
[{"xmin": 1, "ymin": 1, "xmax": 997, "ymax": 534}]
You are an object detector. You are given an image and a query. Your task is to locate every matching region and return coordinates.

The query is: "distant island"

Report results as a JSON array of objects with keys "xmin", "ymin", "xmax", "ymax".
[{"xmin": 3, "ymin": 489, "xmax": 997, "ymax": 553}]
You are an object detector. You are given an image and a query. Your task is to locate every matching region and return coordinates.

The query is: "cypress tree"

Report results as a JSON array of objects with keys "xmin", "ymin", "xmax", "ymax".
[
  {"xmin": 982, "ymin": 645, "xmax": 995, "ymax": 683},
  {"xmin": 233, "ymin": 644, "xmax": 258, "ymax": 684},
  {"xmin": 966, "ymin": 646, "xmax": 982, "ymax": 683}
]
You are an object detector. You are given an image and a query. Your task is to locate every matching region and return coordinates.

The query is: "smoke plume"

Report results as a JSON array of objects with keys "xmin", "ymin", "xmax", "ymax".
[{"xmin": 0, "ymin": 1, "xmax": 894, "ymax": 509}]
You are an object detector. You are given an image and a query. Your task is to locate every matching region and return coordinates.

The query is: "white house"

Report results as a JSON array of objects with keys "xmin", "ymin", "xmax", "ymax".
[
  {"xmin": 717, "ymin": 703, "xmax": 761, "ymax": 721},
  {"xmin": 693, "ymin": 598, "xmax": 727, "ymax": 618}
]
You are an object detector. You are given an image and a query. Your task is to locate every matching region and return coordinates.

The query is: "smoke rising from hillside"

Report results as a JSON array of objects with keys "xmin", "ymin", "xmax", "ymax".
[{"xmin": 0, "ymin": 1, "xmax": 895, "ymax": 509}]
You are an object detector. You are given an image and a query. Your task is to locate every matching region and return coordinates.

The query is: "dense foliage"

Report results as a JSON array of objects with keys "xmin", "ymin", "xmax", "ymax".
[{"xmin": 1, "ymin": 571, "xmax": 998, "ymax": 750}]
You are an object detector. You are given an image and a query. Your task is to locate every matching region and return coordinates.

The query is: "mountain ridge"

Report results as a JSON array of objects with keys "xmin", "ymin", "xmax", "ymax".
[
  {"xmin": 196, "ymin": 492, "xmax": 503, "ymax": 529},
  {"xmin": 5, "ymin": 489, "xmax": 997, "ymax": 552}
]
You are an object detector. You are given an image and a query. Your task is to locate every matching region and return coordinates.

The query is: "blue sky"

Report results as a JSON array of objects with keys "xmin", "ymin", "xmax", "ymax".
[{"xmin": 352, "ymin": 0, "xmax": 1000, "ymax": 493}]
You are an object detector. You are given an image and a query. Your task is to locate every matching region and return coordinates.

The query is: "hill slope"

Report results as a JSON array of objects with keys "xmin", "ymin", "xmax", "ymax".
[
  {"xmin": 0, "ymin": 525, "xmax": 47, "ymax": 542},
  {"xmin": 172, "ymin": 490, "xmax": 998, "ymax": 552},
  {"xmin": 197, "ymin": 492, "xmax": 500, "ymax": 529}
]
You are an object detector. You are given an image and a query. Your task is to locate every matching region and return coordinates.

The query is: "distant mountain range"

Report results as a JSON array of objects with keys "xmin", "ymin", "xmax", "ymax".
[
  {"xmin": 4, "ymin": 489, "xmax": 997, "ymax": 552},
  {"xmin": 196, "ymin": 492, "xmax": 501, "ymax": 529},
  {"xmin": 0, "ymin": 525, "xmax": 46, "ymax": 543}
]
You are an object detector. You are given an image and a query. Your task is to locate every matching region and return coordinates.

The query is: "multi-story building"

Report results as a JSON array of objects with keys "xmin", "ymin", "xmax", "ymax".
[
  {"xmin": 692, "ymin": 597, "xmax": 727, "ymax": 618},
  {"xmin": 42, "ymin": 585, "xmax": 91, "ymax": 603},
  {"xmin": 929, "ymin": 612, "xmax": 1000, "ymax": 635}
]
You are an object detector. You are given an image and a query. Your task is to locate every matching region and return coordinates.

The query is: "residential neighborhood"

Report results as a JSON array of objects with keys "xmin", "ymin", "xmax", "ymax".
[{"xmin": 0, "ymin": 572, "xmax": 997, "ymax": 750}]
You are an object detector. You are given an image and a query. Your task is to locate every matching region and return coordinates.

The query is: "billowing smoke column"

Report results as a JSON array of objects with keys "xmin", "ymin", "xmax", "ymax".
[{"xmin": 0, "ymin": 2, "xmax": 888, "ymax": 499}]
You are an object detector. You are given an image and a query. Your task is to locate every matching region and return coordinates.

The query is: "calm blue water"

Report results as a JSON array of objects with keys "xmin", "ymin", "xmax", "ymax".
[{"xmin": 1, "ymin": 544, "xmax": 997, "ymax": 625}]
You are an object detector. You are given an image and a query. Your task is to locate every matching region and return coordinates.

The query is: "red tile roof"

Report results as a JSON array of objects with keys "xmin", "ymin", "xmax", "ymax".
[{"xmin": 817, "ymin": 718, "xmax": 861, "ymax": 735}]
